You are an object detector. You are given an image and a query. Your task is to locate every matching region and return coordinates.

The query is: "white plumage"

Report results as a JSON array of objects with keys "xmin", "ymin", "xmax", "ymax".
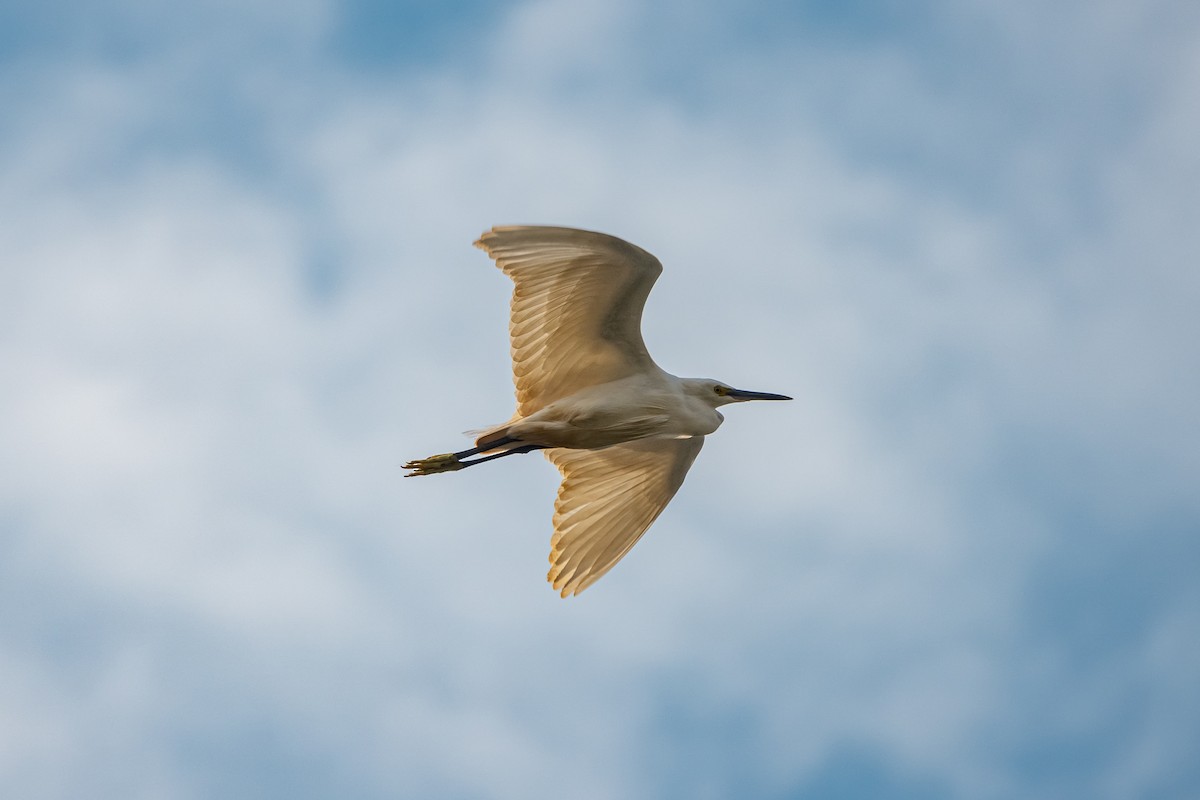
[{"xmin": 405, "ymin": 226, "xmax": 790, "ymax": 597}]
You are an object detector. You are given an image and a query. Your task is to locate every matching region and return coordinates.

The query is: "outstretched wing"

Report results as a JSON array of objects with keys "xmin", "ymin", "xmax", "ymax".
[
  {"xmin": 475, "ymin": 226, "xmax": 665, "ymax": 417},
  {"xmin": 543, "ymin": 436, "xmax": 704, "ymax": 597}
]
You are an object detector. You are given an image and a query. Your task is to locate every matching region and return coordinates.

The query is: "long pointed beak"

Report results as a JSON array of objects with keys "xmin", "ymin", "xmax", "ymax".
[{"xmin": 726, "ymin": 388, "xmax": 792, "ymax": 401}]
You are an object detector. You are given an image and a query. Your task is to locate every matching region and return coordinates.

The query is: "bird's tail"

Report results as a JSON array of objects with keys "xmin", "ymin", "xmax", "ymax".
[{"xmin": 465, "ymin": 422, "xmax": 517, "ymax": 453}]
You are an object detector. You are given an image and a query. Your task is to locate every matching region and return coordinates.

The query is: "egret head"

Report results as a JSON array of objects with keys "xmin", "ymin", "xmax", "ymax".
[{"xmin": 690, "ymin": 378, "xmax": 792, "ymax": 408}]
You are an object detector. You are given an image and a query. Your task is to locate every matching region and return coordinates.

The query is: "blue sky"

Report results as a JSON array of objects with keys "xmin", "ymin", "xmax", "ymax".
[{"xmin": 2, "ymin": 1, "xmax": 1198, "ymax": 798}]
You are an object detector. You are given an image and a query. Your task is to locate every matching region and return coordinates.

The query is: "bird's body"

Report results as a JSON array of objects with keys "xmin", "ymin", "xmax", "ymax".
[
  {"xmin": 405, "ymin": 226, "xmax": 789, "ymax": 597},
  {"xmin": 477, "ymin": 372, "xmax": 726, "ymax": 452}
]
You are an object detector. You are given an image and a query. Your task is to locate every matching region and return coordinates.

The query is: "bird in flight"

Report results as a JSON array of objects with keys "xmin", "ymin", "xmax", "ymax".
[{"xmin": 405, "ymin": 226, "xmax": 790, "ymax": 597}]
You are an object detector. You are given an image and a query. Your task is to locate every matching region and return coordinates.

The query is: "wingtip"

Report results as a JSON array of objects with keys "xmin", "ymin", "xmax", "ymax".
[
  {"xmin": 473, "ymin": 225, "xmax": 532, "ymax": 251},
  {"xmin": 547, "ymin": 570, "xmax": 570, "ymax": 599},
  {"xmin": 547, "ymin": 564, "xmax": 583, "ymax": 599},
  {"xmin": 473, "ymin": 225, "xmax": 503, "ymax": 251}
]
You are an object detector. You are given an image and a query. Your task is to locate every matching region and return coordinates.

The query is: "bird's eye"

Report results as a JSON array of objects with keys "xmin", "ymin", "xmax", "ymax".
[{"xmin": 714, "ymin": 385, "xmax": 728, "ymax": 396}]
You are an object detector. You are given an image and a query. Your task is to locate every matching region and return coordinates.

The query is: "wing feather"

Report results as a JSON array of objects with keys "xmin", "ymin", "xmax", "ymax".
[
  {"xmin": 543, "ymin": 436, "xmax": 704, "ymax": 597},
  {"xmin": 475, "ymin": 226, "xmax": 665, "ymax": 416}
]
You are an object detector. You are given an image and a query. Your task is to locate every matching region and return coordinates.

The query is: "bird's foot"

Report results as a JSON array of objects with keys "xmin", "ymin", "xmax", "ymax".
[{"xmin": 403, "ymin": 453, "xmax": 465, "ymax": 477}]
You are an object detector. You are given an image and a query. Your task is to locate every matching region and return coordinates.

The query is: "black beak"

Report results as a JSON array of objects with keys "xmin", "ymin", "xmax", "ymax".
[{"xmin": 726, "ymin": 388, "xmax": 792, "ymax": 401}]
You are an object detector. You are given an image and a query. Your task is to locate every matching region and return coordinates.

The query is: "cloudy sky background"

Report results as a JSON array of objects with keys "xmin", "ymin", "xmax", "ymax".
[{"xmin": 2, "ymin": 0, "xmax": 1199, "ymax": 797}]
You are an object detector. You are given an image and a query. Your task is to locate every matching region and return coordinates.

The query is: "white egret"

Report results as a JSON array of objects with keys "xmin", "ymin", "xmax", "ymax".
[{"xmin": 405, "ymin": 226, "xmax": 791, "ymax": 597}]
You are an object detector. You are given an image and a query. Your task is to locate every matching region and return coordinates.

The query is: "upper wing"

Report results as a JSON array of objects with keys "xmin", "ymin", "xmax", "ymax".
[
  {"xmin": 543, "ymin": 436, "xmax": 704, "ymax": 597},
  {"xmin": 475, "ymin": 226, "xmax": 665, "ymax": 416}
]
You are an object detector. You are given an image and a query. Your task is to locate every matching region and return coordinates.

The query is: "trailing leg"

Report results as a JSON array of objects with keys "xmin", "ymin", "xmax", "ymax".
[{"xmin": 403, "ymin": 440, "xmax": 543, "ymax": 477}]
